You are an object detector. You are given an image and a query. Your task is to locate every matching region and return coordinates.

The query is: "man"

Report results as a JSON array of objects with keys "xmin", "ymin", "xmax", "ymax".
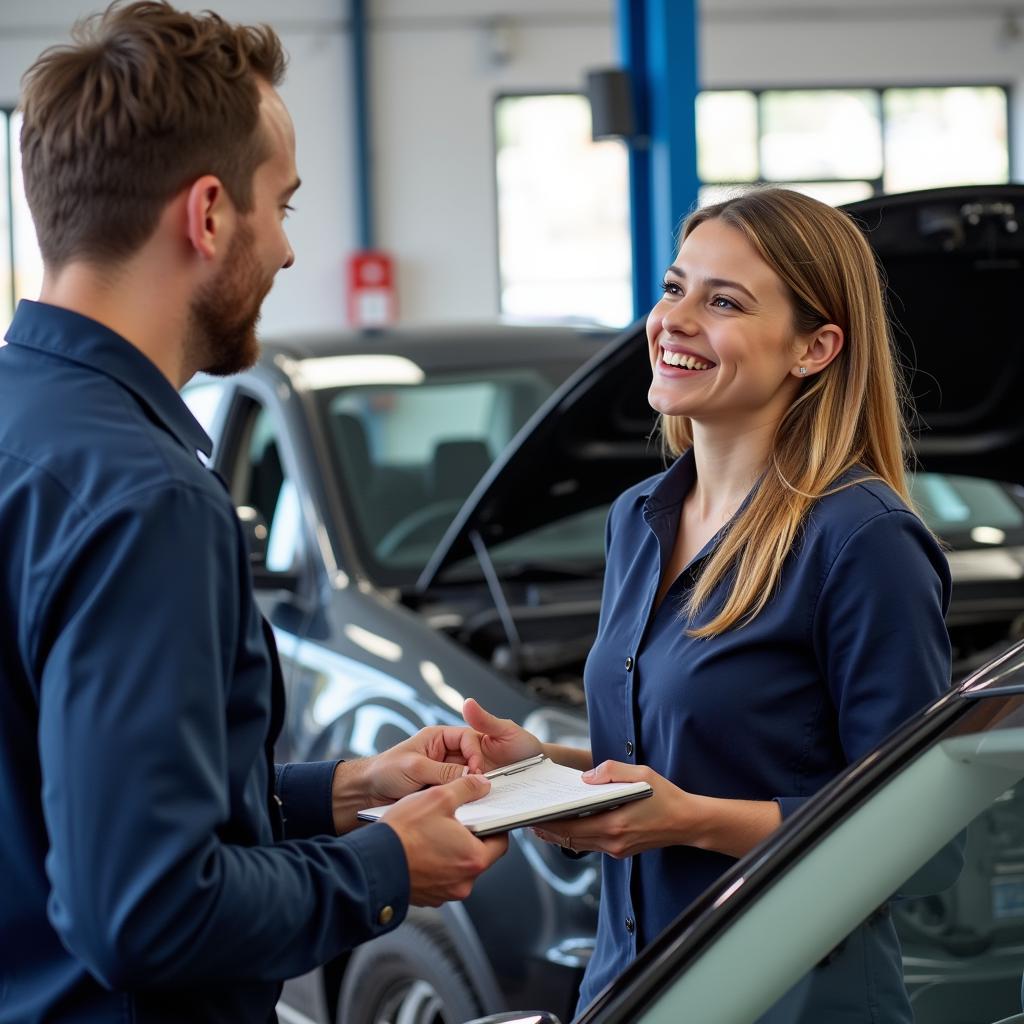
[{"xmin": 0, "ymin": 4, "xmax": 506, "ymax": 1021}]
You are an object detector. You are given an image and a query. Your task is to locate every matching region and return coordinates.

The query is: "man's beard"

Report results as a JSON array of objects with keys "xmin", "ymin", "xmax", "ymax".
[{"xmin": 189, "ymin": 221, "xmax": 273, "ymax": 377}]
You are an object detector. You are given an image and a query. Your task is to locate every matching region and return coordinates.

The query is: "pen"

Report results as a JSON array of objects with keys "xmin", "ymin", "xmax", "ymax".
[{"xmin": 484, "ymin": 753, "xmax": 547, "ymax": 779}]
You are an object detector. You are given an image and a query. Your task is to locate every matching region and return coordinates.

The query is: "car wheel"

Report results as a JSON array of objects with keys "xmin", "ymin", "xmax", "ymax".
[{"xmin": 336, "ymin": 918, "xmax": 482, "ymax": 1024}]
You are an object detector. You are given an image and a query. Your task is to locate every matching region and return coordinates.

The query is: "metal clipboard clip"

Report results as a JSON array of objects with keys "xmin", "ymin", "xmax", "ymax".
[{"xmin": 483, "ymin": 753, "xmax": 547, "ymax": 779}]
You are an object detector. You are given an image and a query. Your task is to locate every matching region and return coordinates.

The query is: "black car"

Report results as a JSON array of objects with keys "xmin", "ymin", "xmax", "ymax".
[{"xmin": 186, "ymin": 185, "xmax": 1024, "ymax": 1024}]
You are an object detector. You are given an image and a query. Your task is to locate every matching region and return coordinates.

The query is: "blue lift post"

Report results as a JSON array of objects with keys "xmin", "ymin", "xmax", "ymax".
[
  {"xmin": 350, "ymin": 0, "xmax": 374, "ymax": 251},
  {"xmin": 618, "ymin": 0, "xmax": 700, "ymax": 319}
]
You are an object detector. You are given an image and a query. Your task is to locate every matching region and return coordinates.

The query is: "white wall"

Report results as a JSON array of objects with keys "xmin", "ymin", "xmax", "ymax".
[{"xmin": 2, "ymin": 0, "xmax": 1023, "ymax": 335}]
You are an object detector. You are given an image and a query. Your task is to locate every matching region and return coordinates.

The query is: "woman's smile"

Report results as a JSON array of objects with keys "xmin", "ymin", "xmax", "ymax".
[{"xmin": 656, "ymin": 343, "xmax": 717, "ymax": 376}]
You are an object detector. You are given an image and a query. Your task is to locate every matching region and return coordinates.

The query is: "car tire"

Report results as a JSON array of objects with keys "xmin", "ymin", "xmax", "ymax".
[{"xmin": 336, "ymin": 917, "xmax": 483, "ymax": 1024}]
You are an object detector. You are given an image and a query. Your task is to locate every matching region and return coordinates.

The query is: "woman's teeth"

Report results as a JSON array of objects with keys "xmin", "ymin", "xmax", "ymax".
[{"xmin": 661, "ymin": 349, "xmax": 712, "ymax": 370}]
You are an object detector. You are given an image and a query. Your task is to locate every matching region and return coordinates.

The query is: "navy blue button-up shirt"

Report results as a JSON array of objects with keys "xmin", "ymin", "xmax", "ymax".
[
  {"xmin": 0, "ymin": 301, "xmax": 408, "ymax": 1023},
  {"xmin": 578, "ymin": 449, "xmax": 951, "ymax": 1009}
]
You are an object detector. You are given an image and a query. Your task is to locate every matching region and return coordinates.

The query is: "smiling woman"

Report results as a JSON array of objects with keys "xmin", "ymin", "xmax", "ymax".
[{"xmin": 468, "ymin": 186, "xmax": 953, "ymax": 1021}]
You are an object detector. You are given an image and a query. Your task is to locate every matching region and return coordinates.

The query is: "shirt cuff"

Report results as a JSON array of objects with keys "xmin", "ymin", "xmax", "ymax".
[
  {"xmin": 343, "ymin": 821, "xmax": 410, "ymax": 935},
  {"xmin": 275, "ymin": 760, "xmax": 340, "ymax": 838},
  {"xmin": 774, "ymin": 796, "xmax": 809, "ymax": 820}
]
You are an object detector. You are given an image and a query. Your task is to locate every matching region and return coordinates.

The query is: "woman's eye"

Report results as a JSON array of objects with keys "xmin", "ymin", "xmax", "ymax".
[
  {"xmin": 660, "ymin": 279, "xmax": 682, "ymax": 297},
  {"xmin": 281, "ymin": 204, "xmax": 296, "ymax": 219},
  {"xmin": 710, "ymin": 295, "xmax": 738, "ymax": 310}
]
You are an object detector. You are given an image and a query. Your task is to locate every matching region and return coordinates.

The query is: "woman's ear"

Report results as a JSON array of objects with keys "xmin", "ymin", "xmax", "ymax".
[{"xmin": 792, "ymin": 324, "xmax": 844, "ymax": 380}]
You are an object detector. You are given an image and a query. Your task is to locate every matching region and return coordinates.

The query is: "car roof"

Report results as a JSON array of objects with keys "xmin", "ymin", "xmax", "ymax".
[{"xmin": 258, "ymin": 322, "xmax": 615, "ymax": 369}]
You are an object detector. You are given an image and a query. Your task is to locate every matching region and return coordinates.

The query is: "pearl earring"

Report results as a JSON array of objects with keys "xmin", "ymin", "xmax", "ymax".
[{"xmin": 798, "ymin": 366, "xmax": 808, "ymax": 376}]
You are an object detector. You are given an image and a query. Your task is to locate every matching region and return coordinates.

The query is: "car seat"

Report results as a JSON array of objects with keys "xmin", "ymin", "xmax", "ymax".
[{"xmin": 428, "ymin": 438, "xmax": 492, "ymax": 503}]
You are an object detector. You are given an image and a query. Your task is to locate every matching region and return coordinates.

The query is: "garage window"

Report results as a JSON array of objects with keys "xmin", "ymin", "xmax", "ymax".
[
  {"xmin": 494, "ymin": 93, "xmax": 633, "ymax": 328},
  {"xmin": 698, "ymin": 84, "xmax": 1011, "ymax": 206},
  {"xmin": 495, "ymin": 85, "xmax": 1011, "ymax": 322},
  {"xmin": 0, "ymin": 108, "xmax": 42, "ymax": 331}
]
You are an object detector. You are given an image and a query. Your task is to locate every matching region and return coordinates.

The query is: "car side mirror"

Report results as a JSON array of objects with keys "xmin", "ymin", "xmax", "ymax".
[
  {"xmin": 461, "ymin": 1015, "xmax": 562, "ymax": 1024},
  {"xmin": 236, "ymin": 505, "xmax": 300, "ymax": 591}
]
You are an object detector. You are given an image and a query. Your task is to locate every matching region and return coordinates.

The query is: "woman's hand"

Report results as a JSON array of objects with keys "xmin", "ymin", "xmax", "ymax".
[
  {"xmin": 532, "ymin": 761, "xmax": 691, "ymax": 858},
  {"xmin": 462, "ymin": 698, "xmax": 543, "ymax": 772},
  {"xmin": 532, "ymin": 760, "xmax": 782, "ymax": 859}
]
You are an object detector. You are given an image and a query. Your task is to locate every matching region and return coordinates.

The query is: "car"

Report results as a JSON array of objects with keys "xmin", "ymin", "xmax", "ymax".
[
  {"xmin": 183, "ymin": 322, "xmax": 615, "ymax": 1024},
  {"xmin": 186, "ymin": 185, "xmax": 1024, "ymax": 1024},
  {"xmin": 466, "ymin": 635, "xmax": 1024, "ymax": 1024}
]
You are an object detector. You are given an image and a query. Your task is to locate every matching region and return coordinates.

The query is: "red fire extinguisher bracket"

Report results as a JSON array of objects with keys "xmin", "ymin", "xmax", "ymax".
[{"xmin": 346, "ymin": 250, "xmax": 397, "ymax": 328}]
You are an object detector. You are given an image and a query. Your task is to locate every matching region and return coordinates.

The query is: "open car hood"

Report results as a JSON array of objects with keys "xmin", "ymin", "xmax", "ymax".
[{"xmin": 418, "ymin": 185, "xmax": 1024, "ymax": 591}]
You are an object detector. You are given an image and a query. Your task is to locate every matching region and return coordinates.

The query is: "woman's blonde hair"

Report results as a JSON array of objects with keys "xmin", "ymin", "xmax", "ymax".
[{"xmin": 664, "ymin": 188, "xmax": 914, "ymax": 637}]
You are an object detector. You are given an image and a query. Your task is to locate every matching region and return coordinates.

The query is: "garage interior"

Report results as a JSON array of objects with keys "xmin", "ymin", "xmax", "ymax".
[{"xmin": 3, "ymin": 3, "xmax": 1024, "ymax": 1024}]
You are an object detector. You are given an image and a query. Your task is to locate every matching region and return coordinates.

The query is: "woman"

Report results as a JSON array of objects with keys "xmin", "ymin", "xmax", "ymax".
[{"xmin": 464, "ymin": 187, "xmax": 951, "ymax": 1019}]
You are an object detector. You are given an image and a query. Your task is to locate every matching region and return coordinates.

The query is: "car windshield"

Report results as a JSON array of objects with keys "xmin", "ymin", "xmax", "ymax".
[
  {"xmin": 313, "ymin": 361, "xmax": 1024, "ymax": 590},
  {"xmin": 315, "ymin": 366, "xmax": 568, "ymax": 583},
  {"xmin": 443, "ymin": 470, "xmax": 1024, "ymax": 586},
  {"xmin": 911, "ymin": 472, "xmax": 1024, "ymax": 540}
]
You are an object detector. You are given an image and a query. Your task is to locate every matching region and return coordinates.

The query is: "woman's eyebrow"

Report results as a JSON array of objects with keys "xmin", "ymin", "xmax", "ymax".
[{"xmin": 667, "ymin": 266, "xmax": 759, "ymax": 304}]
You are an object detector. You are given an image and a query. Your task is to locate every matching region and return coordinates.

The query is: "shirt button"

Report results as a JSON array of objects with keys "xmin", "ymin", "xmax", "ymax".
[
  {"xmin": 624, "ymin": 655, "xmax": 634, "ymax": 671},
  {"xmin": 378, "ymin": 905, "xmax": 394, "ymax": 925},
  {"xmin": 625, "ymin": 740, "xmax": 634, "ymax": 756},
  {"xmin": 626, "ymin": 916, "xmax": 635, "ymax": 935}
]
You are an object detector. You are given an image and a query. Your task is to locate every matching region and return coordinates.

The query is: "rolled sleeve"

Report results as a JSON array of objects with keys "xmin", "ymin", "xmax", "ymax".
[{"xmin": 774, "ymin": 796, "xmax": 810, "ymax": 820}]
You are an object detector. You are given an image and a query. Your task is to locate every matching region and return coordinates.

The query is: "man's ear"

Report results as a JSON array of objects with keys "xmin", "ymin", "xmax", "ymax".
[
  {"xmin": 184, "ymin": 175, "xmax": 232, "ymax": 261},
  {"xmin": 792, "ymin": 323, "xmax": 844, "ymax": 380}
]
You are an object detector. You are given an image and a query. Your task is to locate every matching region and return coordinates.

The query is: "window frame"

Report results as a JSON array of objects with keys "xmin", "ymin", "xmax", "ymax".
[
  {"xmin": 2, "ymin": 107, "xmax": 16, "ymax": 321},
  {"xmin": 492, "ymin": 82, "xmax": 1014, "ymax": 327},
  {"xmin": 698, "ymin": 81, "xmax": 1014, "ymax": 196}
]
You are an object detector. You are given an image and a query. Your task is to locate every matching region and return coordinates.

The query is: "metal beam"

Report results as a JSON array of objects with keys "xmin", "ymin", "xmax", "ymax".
[
  {"xmin": 618, "ymin": 0, "xmax": 700, "ymax": 318},
  {"xmin": 350, "ymin": 0, "xmax": 374, "ymax": 250}
]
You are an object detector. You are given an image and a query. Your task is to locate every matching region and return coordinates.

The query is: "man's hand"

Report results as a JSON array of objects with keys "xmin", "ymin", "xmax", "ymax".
[
  {"xmin": 381, "ymin": 774, "xmax": 508, "ymax": 906},
  {"xmin": 331, "ymin": 725, "xmax": 487, "ymax": 834},
  {"xmin": 461, "ymin": 698, "xmax": 543, "ymax": 772}
]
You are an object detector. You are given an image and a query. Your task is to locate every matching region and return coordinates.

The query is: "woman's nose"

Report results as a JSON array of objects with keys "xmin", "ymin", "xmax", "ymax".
[{"xmin": 661, "ymin": 295, "xmax": 699, "ymax": 335}]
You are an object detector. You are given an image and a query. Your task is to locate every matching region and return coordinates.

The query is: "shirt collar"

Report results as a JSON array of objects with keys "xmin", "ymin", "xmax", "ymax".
[
  {"xmin": 5, "ymin": 299, "xmax": 212, "ymax": 458},
  {"xmin": 642, "ymin": 448, "xmax": 698, "ymax": 519}
]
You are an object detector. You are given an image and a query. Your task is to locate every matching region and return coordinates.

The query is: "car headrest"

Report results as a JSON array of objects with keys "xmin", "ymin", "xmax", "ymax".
[
  {"xmin": 331, "ymin": 412, "xmax": 372, "ymax": 484},
  {"xmin": 430, "ymin": 438, "xmax": 492, "ymax": 502}
]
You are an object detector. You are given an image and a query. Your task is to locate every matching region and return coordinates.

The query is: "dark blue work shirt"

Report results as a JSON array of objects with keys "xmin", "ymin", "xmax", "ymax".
[
  {"xmin": 578, "ymin": 449, "xmax": 951, "ymax": 1012},
  {"xmin": 0, "ymin": 301, "xmax": 408, "ymax": 1023}
]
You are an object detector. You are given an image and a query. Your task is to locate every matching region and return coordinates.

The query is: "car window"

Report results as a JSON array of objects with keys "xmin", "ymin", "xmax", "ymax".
[
  {"xmin": 634, "ymin": 692, "xmax": 1024, "ymax": 1024},
  {"xmin": 912, "ymin": 472, "xmax": 1024, "ymax": 537},
  {"xmin": 180, "ymin": 379, "xmax": 227, "ymax": 453},
  {"xmin": 231, "ymin": 403, "xmax": 303, "ymax": 572},
  {"xmin": 317, "ymin": 370, "xmax": 556, "ymax": 576}
]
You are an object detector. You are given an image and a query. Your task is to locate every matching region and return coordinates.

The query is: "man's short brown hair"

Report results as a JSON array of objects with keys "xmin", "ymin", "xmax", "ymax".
[{"xmin": 19, "ymin": 0, "xmax": 286, "ymax": 269}]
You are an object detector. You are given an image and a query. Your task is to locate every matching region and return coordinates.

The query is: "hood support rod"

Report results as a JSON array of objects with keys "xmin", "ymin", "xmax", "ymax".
[{"xmin": 469, "ymin": 529, "xmax": 522, "ymax": 671}]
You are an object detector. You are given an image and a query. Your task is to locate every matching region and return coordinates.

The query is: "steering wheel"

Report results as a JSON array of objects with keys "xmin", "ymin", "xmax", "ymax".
[{"xmin": 376, "ymin": 499, "xmax": 465, "ymax": 558}]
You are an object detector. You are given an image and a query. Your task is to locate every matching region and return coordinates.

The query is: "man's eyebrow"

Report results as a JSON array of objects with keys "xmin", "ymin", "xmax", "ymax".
[
  {"xmin": 279, "ymin": 177, "xmax": 301, "ymax": 201},
  {"xmin": 666, "ymin": 266, "xmax": 759, "ymax": 304}
]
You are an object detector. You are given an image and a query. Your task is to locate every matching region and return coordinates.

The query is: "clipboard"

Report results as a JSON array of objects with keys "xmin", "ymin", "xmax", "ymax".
[{"xmin": 357, "ymin": 754, "xmax": 652, "ymax": 837}]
